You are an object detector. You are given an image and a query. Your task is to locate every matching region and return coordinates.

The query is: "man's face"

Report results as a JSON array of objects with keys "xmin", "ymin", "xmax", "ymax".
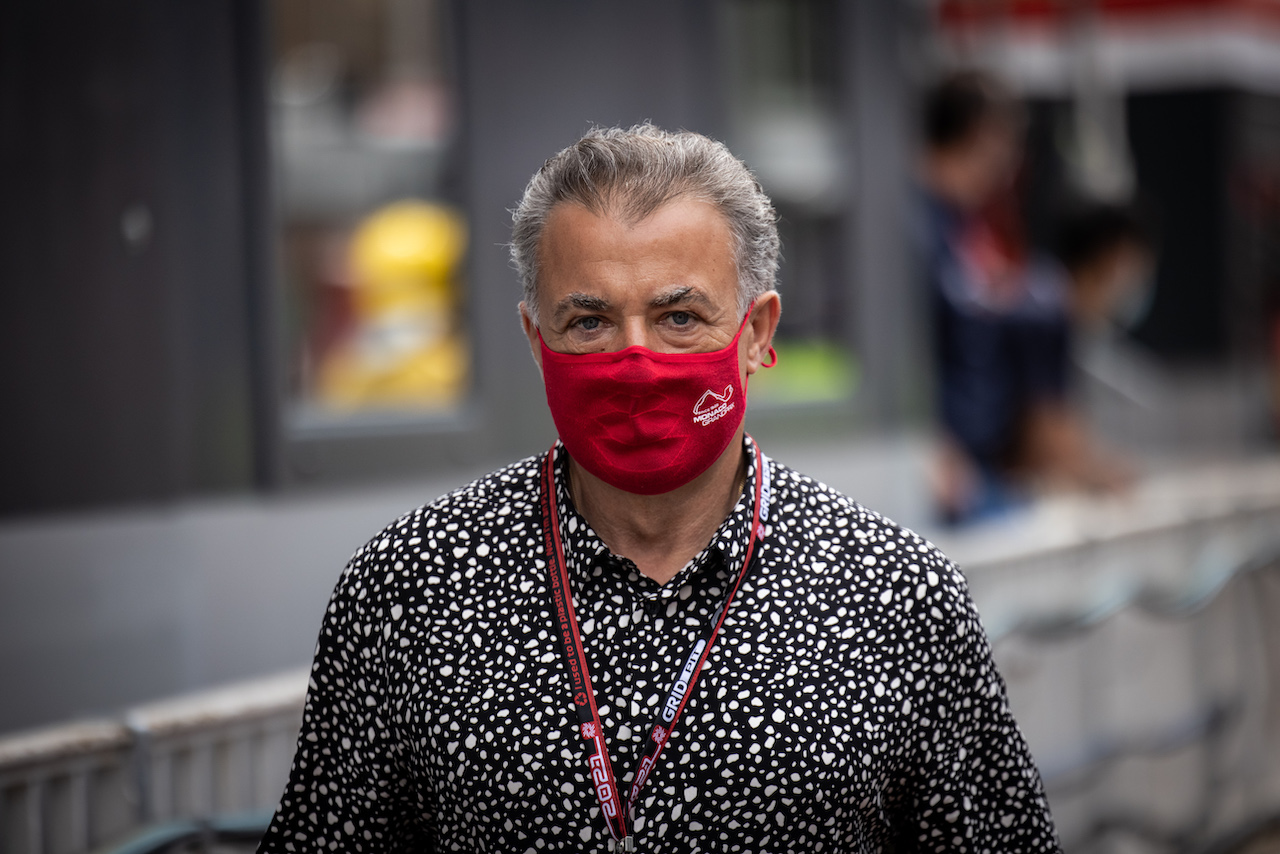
[
  {"xmin": 1072, "ymin": 240, "xmax": 1153, "ymax": 328},
  {"xmin": 521, "ymin": 197, "xmax": 778, "ymax": 376},
  {"xmin": 927, "ymin": 118, "xmax": 1021, "ymax": 211},
  {"xmin": 965, "ymin": 120, "xmax": 1020, "ymax": 205}
]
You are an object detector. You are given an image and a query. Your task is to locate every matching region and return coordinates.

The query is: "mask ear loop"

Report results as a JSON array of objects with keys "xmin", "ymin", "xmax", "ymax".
[{"xmin": 761, "ymin": 347, "xmax": 778, "ymax": 368}]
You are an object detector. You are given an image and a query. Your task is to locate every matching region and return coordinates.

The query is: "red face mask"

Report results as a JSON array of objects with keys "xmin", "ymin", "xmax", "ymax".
[{"xmin": 539, "ymin": 308, "xmax": 770, "ymax": 495}]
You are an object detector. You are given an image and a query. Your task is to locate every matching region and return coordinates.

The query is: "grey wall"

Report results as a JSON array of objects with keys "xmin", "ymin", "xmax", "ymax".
[
  {"xmin": 0, "ymin": 469, "xmax": 483, "ymax": 733},
  {"xmin": 0, "ymin": 0, "xmax": 271, "ymax": 516},
  {"xmin": 840, "ymin": 0, "xmax": 928, "ymax": 427}
]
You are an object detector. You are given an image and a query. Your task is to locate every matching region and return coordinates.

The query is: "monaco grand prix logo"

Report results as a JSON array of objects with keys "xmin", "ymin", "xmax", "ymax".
[{"xmin": 693, "ymin": 385, "xmax": 735, "ymax": 427}]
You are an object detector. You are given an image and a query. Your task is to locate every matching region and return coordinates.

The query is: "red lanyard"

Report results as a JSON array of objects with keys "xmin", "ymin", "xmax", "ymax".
[{"xmin": 539, "ymin": 441, "xmax": 770, "ymax": 851}]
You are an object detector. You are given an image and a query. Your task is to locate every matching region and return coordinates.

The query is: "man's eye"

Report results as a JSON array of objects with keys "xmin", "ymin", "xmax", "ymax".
[
  {"xmin": 669, "ymin": 311, "xmax": 691, "ymax": 326},
  {"xmin": 576, "ymin": 316, "xmax": 601, "ymax": 331}
]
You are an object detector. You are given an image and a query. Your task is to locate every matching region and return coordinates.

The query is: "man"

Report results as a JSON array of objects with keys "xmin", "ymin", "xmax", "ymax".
[
  {"xmin": 1054, "ymin": 201, "xmax": 1154, "ymax": 336},
  {"xmin": 918, "ymin": 69, "xmax": 1042, "ymax": 525},
  {"xmin": 919, "ymin": 71, "xmax": 1136, "ymax": 525},
  {"xmin": 260, "ymin": 125, "xmax": 1059, "ymax": 852},
  {"xmin": 1013, "ymin": 200, "xmax": 1154, "ymax": 491}
]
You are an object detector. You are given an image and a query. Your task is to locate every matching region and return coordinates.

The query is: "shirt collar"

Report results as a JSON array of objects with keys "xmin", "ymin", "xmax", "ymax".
[{"xmin": 551, "ymin": 437, "xmax": 760, "ymax": 597}]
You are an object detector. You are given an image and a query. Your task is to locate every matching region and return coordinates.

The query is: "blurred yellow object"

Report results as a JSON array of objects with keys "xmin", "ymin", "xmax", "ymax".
[
  {"xmin": 349, "ymin": 201, "xmax": 467, "ymax": 316},
  {"xmin": 318, "ymin": 200, "xmax": 469, "ymax": 410},
  {"xmin": 320, "ymin": 335, "xmax": 468, "ymax": 409}
]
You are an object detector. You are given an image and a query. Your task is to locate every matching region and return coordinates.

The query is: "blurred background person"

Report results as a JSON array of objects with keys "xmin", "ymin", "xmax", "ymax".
[
  {"xmin": 919, "ymin": 70, "xmax": 1142, "ymax": 525},
  {"xmin": 1023, "ymin": 200, "xmax": 1155, "ymax": 484},
  {"xmin": 1053, "ymin": 202, "xmax": 1154, "ymax": 339},
  {"xmin": 919, "ymin": 69, "xmax": 1041, "ymax": 524}
]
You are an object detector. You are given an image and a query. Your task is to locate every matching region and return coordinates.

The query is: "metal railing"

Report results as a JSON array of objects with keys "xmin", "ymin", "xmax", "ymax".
[
  {"xmin": 994, "ymin": 551, "xmax": 1280, "ymax": 853},
  {"xmin": 952, "ymin": 462, "xmax": 1280, "ymax": 854},
  {"xmin": 0, "ymin": 669, "xmax": 306, "ymax": 854}
]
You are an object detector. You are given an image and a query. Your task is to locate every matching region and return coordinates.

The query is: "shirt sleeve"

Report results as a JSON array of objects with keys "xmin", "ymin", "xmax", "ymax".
[
  {"xmin": 258, "ymin": 545, "xmax": 427, "ymax": 853},
  {"xmin": 896, "ymin": 558, "xmax": 1061, "ymax": 853}
]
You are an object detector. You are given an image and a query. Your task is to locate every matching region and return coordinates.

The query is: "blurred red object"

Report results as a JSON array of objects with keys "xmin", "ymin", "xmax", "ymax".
[{"xmin": 939, "ymin": 0, "xmax": 1280, "ymax": 30}]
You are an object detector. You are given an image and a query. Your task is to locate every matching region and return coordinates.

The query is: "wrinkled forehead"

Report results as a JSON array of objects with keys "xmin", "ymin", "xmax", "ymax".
[
  {"xmin": 536, "ymin": 195, "xmax": 737, "ymax": 269},
  {"xmin": 549, "ymin": 184, "xmax": 730, "ymax": 233}
]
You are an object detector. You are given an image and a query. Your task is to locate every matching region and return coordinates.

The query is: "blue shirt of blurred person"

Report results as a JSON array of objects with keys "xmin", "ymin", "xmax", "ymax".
[{"xmin": 921, "ymin": 190, "xmax": 1071, "ymax": 524}]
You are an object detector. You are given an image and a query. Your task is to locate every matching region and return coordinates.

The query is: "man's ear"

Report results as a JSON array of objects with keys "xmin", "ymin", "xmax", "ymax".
[
  {"xmin": 744, "ymin": 291, "xmax": 781, "ymax": 375},
  {"xmin": 519, "ymin": 302, "xmax": 544, "ymax": 375}
]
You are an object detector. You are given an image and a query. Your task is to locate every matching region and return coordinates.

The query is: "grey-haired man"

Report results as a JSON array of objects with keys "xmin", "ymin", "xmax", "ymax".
[{"xmin": 260, "ymin": 125, "xmax": 1059, "ymax": 853}]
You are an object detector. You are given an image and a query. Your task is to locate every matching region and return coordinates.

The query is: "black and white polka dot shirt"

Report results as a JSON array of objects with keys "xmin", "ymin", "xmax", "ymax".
[{"xmin": 260, "ymin": 439, "xmax": 1059, "ymax": 852}]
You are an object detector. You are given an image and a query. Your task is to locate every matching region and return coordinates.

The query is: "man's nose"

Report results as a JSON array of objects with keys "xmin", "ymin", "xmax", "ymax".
[{"xmin": 619, "ymin": 316, "xmax": 652, "ymax": 350}]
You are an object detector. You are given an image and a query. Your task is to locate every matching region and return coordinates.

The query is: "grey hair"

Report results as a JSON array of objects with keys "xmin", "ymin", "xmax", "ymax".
[{"xmin": 511, "ymin": 124, "xmax": 780, "ymax": 324}]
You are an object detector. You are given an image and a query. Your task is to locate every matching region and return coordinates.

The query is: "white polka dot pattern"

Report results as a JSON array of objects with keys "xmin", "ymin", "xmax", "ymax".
[{"xmin": 259, "ymin": 439, "xmax": 1060, "ymax": 852}]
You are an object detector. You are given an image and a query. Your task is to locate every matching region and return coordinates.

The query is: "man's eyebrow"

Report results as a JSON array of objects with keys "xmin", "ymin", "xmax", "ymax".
[
  {"xmin": 650, "ymin": 286, "xmax": 712, "ymax": 309},
  {"xmin": 551, "ymin": 292, "xmax": 610, "ymax": 321}
]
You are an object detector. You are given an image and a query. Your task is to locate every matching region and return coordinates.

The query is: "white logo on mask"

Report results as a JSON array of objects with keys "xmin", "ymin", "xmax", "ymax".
[{"xmin": 693, "ymin": 385, "xmax": 735, "ymax": 426}]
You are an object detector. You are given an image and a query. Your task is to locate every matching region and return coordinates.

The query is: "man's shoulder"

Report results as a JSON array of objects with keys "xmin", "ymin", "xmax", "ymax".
[
  {"xmin": 344, "ymin": 453, "xmax": 545, "ymax": 571},
  {"xmin": 768, "ymin": 459, "xmax": 934, "ymax": 546},
  {"xmin": 423, "ymin": 452, "xmax": 546, "ymax": 520},
  {"xmin": 767, "ymin": 458, "xmax": 961, "ymax": 588},
  {"xmin": 768, "ymin": 458, "xmax": 978, "ymax": 644}
]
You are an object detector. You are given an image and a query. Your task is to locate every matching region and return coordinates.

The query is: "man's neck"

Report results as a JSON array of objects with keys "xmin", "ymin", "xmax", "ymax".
[{"xmin": 567, "ymin": 437, "xmax": 747, "ymax": 585}]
